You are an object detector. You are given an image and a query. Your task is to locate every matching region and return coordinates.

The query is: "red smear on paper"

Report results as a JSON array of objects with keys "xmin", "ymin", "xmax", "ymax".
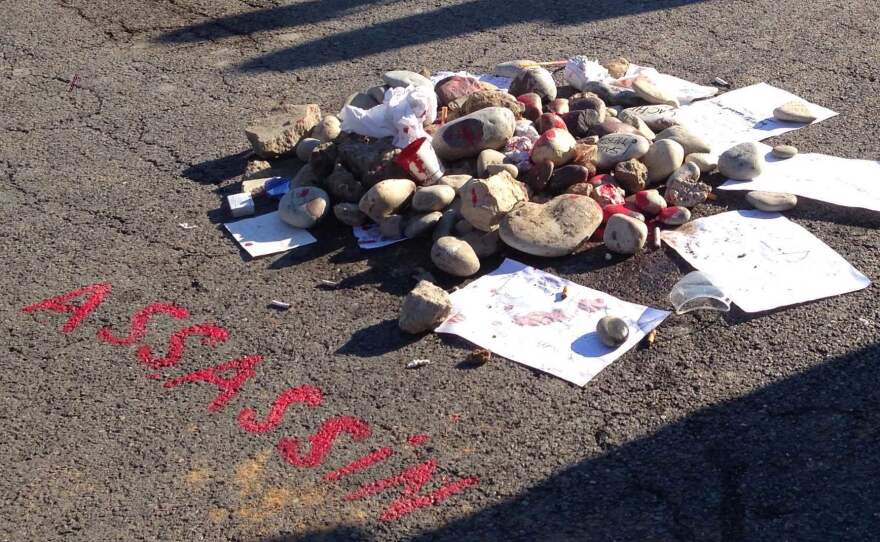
[
  {"xmin": 136, "ymin": 323, "xmax": 229, "ymax": 369},
  {"xmin": 277, "ymin": 415, "xmax": 371, "ymax": 468},
  {"xmin": 20, "ymin": 283, "xmax": 111, "ymax": 333},
  {"xmin": 163, "ymin": 355, "xmax": 264, "ymax": 411},
  {"xmin": 97, "ymin": 303, "xmax": 189, "ymax": 346},
  {"xmin": 324, "ymin": 447, "xmax": 394, "ymax": 482},
  {"xmin": 237, "ymin": 385, "xmax": 323, "ymax": 433}
]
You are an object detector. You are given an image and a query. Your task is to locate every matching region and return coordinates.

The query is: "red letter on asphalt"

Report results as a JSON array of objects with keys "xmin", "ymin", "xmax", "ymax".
[
  {"xmin": 20, "ymin": 283, "xmax": 111, "ymax": 333},
  {"xmin": 136, "ymin": 323, "xmax": 229, "ymax": 369},
  {"xmin": 277, "ymin": 416, "xmax": 371, "ymax": 468},
  {"xmin": 163, "ymin": 355, "xmax": 264, "ymax": 411},
  {"xmin": 97, "ymin": 303, "xmax": 189, "ymax": 346},
  {"xmin": 344, "ymin": 459, "xmax": 479, "ymax": 521},
  {"xmin": 237, "ymin": 386, "xmax": 324, "ymax": 434}
]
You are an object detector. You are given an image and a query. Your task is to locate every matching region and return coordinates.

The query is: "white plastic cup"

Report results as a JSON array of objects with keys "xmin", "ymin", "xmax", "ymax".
[{"xmin": 395, "ymin": 137, "xmax": 444, "ymax": 184}]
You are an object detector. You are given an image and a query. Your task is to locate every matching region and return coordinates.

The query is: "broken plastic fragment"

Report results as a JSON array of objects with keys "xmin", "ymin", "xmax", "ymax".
[{"xmin": 668, "ymin": 271, "xmax": 731, "ymax": 315}]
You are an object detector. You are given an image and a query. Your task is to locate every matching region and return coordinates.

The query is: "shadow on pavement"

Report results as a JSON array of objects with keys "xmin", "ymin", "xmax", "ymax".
[
  {"xmin": 273, "ymin": 341, "xmax": 880, "ymax": 539},
  {"xmin": 156, "ymin": 0, "xmax": 710, "ymax": 72}
]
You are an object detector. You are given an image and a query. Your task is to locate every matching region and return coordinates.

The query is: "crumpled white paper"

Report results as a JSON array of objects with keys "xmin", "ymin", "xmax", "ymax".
[
  {"xmin": 429, "ymin": 70, "xmax": 513, "ymax": 91},
  {"xmin": 564, "ymin": 56, "xmax": 610, "ymax": 91},
  {"xmin": 339, "ymin": 85, "xmax": 437, "ymax": 148}
]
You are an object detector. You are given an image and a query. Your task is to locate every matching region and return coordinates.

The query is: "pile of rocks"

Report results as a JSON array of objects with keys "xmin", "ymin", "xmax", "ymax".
[{"xmin": 237, "ymin": 60, "xmax": 802, "ymax": 281}]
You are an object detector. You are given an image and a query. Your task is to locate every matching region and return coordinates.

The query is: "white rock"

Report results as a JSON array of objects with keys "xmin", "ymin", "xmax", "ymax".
[
  {"xmin": 459, "ymin": 171, "xmax": 528, "ymax": 231},
  {"xmin": 358, "ymin": 179, "xmax": 416, "ymax": 222},
  {"xmin": 431, "ymin": 237, "xmax": 481, "ymax": 277}
]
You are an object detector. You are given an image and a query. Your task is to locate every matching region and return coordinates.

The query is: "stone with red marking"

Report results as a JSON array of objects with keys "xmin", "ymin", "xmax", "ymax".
[
  {"xmin": 602, "ymin": 204, "xmax": 645, "ymax": 223},
  {"xmin": 590, "ymin": 182, "xmax": 626, "ymax": 207},
  {"xmin": 549, "ymin": 98, "xmax": 569, "ymax": 114},
  {"xmin": 434, "ymin": 75, "xmax": 483, "ymax": 106},
  {"xmin": 517, "ymin": 93, "xmax": 542, "ymax": 122},
  {"xmin": 531, "ymin": 128, "xmax": 577, "ymax": 166},
  {"xmin": 658, "ymin": 205, "xmax": 692, "ymax": 226},
  {"xmin": 279, "ymin": 186, "xmax": 330, "ymax": 228},
  {"xmin": 634, "ymin": 189, "xmax": 668, "ymax": 215},
  {"xmin": 534, "ymin": 113, "xmax": 567, "ymax": 134},
  {"xmin": 459, "ymin": 171, "xmax": 528, "ymax": 231},
  {"xmin": 432, "ymin": 107, "xmax": 516, "ymax": 161}
]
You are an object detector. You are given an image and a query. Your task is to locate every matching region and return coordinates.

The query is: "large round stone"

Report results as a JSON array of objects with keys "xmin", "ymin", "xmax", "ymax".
[
  {"xmin": 531, "ymin": 128, "xmax": 577, "ymax": 166},
  {"xmin": 279, "ymin": 186, "xmax": 330, "ymax": 229},
  {"xmin": 431, "ymin": 237, "xmax": 481, "ymax": 277},
  {"xmin": 435, "ymin": 75, "xmax": 483, "ymax": 106},
  {"xmin": 432, "ymin": 107, "xmax": 516, "ymax": 161},
  {"xmin": 459, "ymin": 171, "xmax": 528, "ymax": 231},
  {"xmin": 718, "ymin": 142, "xmax": 764, "ymax": 180},
  {"xmin": 382, "ymin": 70, "xmax": 433, "ymax": 89},
  {"xmin": 358, "ymin": 178, "xmax": 416, "ymax": 222},
  {"xmin": 509, "ymin": 66, "xmax": 557, "ymax": 102},
  {"xmin": 632, "ymin": 77, "xmax": 680, "ymax": 107},
  {"xmin": 745, "ymin": 191, "xmax": 797, "ymax": 211},
  {"xmin": 642, "ymin": 139, "xmax": 685, "ymax": 184},
  {"xmin": 619, "ymin": 104, "xmax": 678, "ymax": 131},
  {"xmin": 654, "ymin": 125, "xmax": 711, "ymax": 155},
  {"xmin": 603, "ymin": 213, "xmax": 648, "ymax": 254},
  {"xmin": 499, "ymin": 194, "xmax": 603, "ymax": 257},
  {"xmin": 412, "ymin": 185, "xmax": 456, "ymax": 212},
  {"xmin": 399, "ymin": 280, "xmax": 452, "ymax": 334},
  {"xmin": 597, "ymin": 134, "xmax": 650, "ymax": 170}
]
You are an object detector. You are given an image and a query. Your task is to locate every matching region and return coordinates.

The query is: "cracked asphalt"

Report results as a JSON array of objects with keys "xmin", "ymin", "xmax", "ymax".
[{"xmin": 2, "ymin": 0, "xmax": 880, "ymax": 540}]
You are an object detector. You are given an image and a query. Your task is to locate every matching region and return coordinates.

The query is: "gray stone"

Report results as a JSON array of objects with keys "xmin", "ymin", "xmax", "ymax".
[
  {"xmin": 620, "ymin": 104, "xmax": 678, "ymax": 131},
  {"xmin": 745, "ymin": 191, "xmax": 797, "ymax": 212},
  {"xmin": 459, "ymin": 171, "xmax": 528, "ymax": 231},
  {"xmin": 476, "ymin": 149, "xmax": 506, "ymax": 177},
  {"xmin": 278, "ymin": 185, "xmax": 330, "ymax": 229},
  {"xmin": 486, "ymin": 163, "xmax": 519, "ymax": 178},
  {"xmin": 367, "ymin": 85, "xmax": 387, "ymax": 103},
  {"xmin": 597, "ymin": 134, "xmax": 650, "ymax": 170},
  {"xmin": 773, "ymin": 100, "xmax": 817, "ymax": 123},
  {"xmin": 439, "ymin": 174, "xmax": 472, "ymax": 191},
  {"xmin": 399, "ymin": 280, "xmax": 452, "ymax": 334},
  {"xmin": 431, "ymin": 237, "xmax": 481, "ymax": 277},
  {"xmin": 358, "ymin": 178, "xmax": 416, "ymax": 222},
  {"xmin": 324, "ymin": 164, "xmax": 364, "ymax": 203},
  {"xmin": 614, "ymin": 160, "xmax": 648, "ymax": 194},
  {"xmin": 295, "ymin": 138, "xmax": 322, "ymax": 162},
  {"xmin": 654, "ymin": 125, "xmax": 711, "ymax": 155},
  {"xmin": 685, "ymin": 152, "xmax": 717, "ymax": 173},
  {"xmin": 382, "ymin": 70, "xmax": 433, "ymax": 89},
  {"xmin": 404, "ymin": 211, "xmax": 443, "ymax": 238},
  {"xmin": 333, "ymin": 202, "xmax": 367, "ymax": 226},
  {"xmin": 312, "ymin": 114, "xmax": 341, "ymax": 142},
  {"xmin": 642, "ymin": 139, "xmax": 685, "ymax": 184},
  {"xmin": 379, "ymin": 215, "xmax": 405, "ymax": 238},
  {"xmin": 665, "ymin": 162, "xmax": 710, "ymax": 208},
  {"xmin": 603, "ymin": 214, "xmax": 648, "ymax": 255},
  {"xmin": 597, "ymin": 316, "xmax": 629, "ymax": 347},
  {"xmin": 509, "ymin": 66, "xmax": 557, "ymax": 101},
  {"xmin": 772, "ymin": 145, "xmax": 798, "ymax": 159},
  {"xmin": 632, "ymin": 77, "xmax": 680, "ymax": 107},
  {"xmin": 616, "ymin": 109, "xmax": 656, "ymax": 140},
  {"xmin": 531, "ymin": 128, "xmax": 578, "ymax": 166},
  {"xmin": 499, "ymin": 195, "xmax": 603, "ymax": 257},
  {"xmin": 245, "ymin": 104, "xmax": 322, "ymax": 158},
  {"xmin": 578, "ymin": 81, "xmax": 641, "ymax": 107},
  {"xmin": 432, "ymin": 107, "xmax": 516, "ymax": 161},
  {"xmin": 461, "ymin": 229, "xmax": 501, "ymax": 259},
  {"xmin": 343, "ymin": 91, "xmax": 380, "ymax": 110},
  {"xmin": 433, "ymin": 208, "xmax": 460, "ymax": 241},
  {"xmin": 718, "ymin": 142, "xmax": 764, "ymax": 180},
  {"xmin": 412, "ymin": 185, "xmax": 456, "ymax": 212},
  {"xmin": 454, "ymin": 218, "xmax": 474, "ymax": 236}
]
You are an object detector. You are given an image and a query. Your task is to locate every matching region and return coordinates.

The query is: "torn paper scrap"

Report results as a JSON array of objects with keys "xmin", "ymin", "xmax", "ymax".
[
  {"xmin": 672, "ymin": 83, "xmax": 837, "ymax": 153},
  {"xmin": 224, "ymin": 211, "xmax": 317, "ymax": 258},
  {"xmin": 435, "ymin": 259, "xmax": 669, "ymax": 386},
  {"xmin": 353, "ymin": 223, "xmax": 407, "ymax": 250},
  {"xmin": 661, "ymin": 210, "xmax": 870, "ymax": 313},
  {"xmin": 718, "ymin": 143, "xmax": 880, "ymax": 213},
  {"xmin": 617, "ymin": 64, "xmax": 718, "ymax": 105}
]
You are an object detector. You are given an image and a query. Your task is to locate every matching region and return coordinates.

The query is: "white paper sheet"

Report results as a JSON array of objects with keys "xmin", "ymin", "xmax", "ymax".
[
  {"xmin": 224, "ymin": 211, "xmax": 317, "ymax": 258},
  {"xmin": 353, "ymin": 223, "xmax": 407, "ymax": 250},
  {"xmin": 717, "ymin": 143, "xmax": 880, "ymax": 212},
  {"xmin": 617, "ymin": 64, "xmax": 718, "ymax": 105},
  {"xmin": 672, "ymin": 83, "xmax": 838, "ymax": 153},
  {"xmin": 661, "ymin": 210, "xmax": 870, "ymax": 313},
  {"xmin": 435, "ymin": 259, "xmax": 669, "ymax": 386}
]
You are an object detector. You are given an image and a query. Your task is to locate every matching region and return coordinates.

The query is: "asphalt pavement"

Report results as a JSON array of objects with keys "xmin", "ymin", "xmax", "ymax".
[{"xmin": 2, "ymin": 0, "xmax": 880, "ymax": 540}]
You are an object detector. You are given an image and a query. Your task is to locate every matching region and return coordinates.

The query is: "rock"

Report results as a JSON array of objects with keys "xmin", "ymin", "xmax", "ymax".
[
  {"xmin": 358, "ymin": 178, "xmax": 416, "ymax": 222},
  {"xmin": 439, "ymin": 174, "xmax": 472, "ymax": 191},
  {"xmin": 620, "ymin": 104, "xmax": 678, "ymax": 131},
  {"xmin": 461, "ymin": 228, "xmax": 501, "ymax": 258},
  {"xmin": 405, "ymin": 211, "xmax": 443, "ymax": 238},
  {"xmin": 606, "ymin": 108, "xmax": 618, "ymax": 118},
  {"xmin": 602, "ymin": 204, "xmax": 645, "ymax": 223},
  {"xmin": 718, "ymin": 142, "xmax": 764, "ymax": 180},
  {"xmin": 685, "ymin": 152, "xmax": 717, "ymax": 173},
  {"xmin": 654, "ymin": 125, "xmax": 711, "ymax": 155},
  {"xmin": 642, "ymin": 139, "xmax": 685, "ymax": 184},
  {"xmin": 290, "ymin": 162, "xmax": 319, "ymax": 187},
  {"xmin": 521, "ymin": 159, "xmax": 555, "ymax": 192},
  {"xmin": 433, "ymin": 107, "xmax": 516, "ymax": 161},
  {"xmin": 772, "ymin": 100, "xmax": 816, "ymax": 123},
  {"xmin": 603, "ymin": 57, "xmax": 630, "ymax": 79},
  {"xmin": 334, "ymin": 133, "xmax": 398, "ymax": 181},
  {"xmin": 517, "ymin": 93, "xmax": 543, "ymax": 122},
  {"xmin": 379, "ymin": 215, "xmax": 405, "ymax": 238},
  {"xmin": 531, "ymin": 128, "xmax": 577, "ymax": 166},
  {"xmin": 568, "ymin": 92, "xmax": 607, "ymax": 119},
  {"xmin": 367, "ymin": 85, "xmax": 387, "ymax": 103},
  {"xmin": 459, "ymin": 171, "xmax": 529, "ymax": 231},
  {"xmin": 562, "ymin": 109, "xmax": 604, "ymax": 138},
  {"xmin": 486, "ymin": 163, "xmax": 519, "ymax": 178},
  {"xmin": 633, "ymin": 189, "xmax": 667, "ymax": 215},
  {"xmin": 658, "ymin": 205, "xmax": 691, "ymax": 226},
  {"xmin": 772, "ymin": 145, "xmax": 798, "ymax": 159},
  {"xmin": 477, "ymin": 149, "xmax": 506, "ymax": 176},
  {"xmin": 549, "ymin": 98, "xmax": 570, "ymax": 114},
  {"xmin": 745, "ymin": 191, "xmax": 797, "ymax": 212},
  {"xmin": 591, "ymin": 182, "xmax": 626, "ymax": 207},
  {"xmin": 547, "ymin": 165, "xmax": 592, "ymax": 194},
  {"xmin": 435, "ymin": 75, "xmax": 483, "ymax": 106},
  {"xmin": 312, "ymin": 115, "xmax": 341, "ymax": 142},
  {"xmin": 591, "ymin": 117, "xmax": 641, "ymax": 138},
  {"xmin": 245, "ymin": 104, "xmax": 322, "ymax": 158},
  {"xmin": 534, "ymin": 113, "xmax": 567, "ymax": 134},
  {"xmin": 324, "ymin": 164, "xmax": 364, "ymax": 202},
  {"xmin": 278, "ymin": 186, "xmax": 330, "ymax": 228},
  {"xmin": 333, "ymin": 202, "xmax": 367, "ymax": 226},
  {"xmin": 494, "ymin": 59, "xmax": 541, "ymax": 78},
  {"xmin": 571, "ymin": 143, "xmax": 599, "ymax": 169},
  {"xmin": 433, "ymin": 208, "xmax": 460, "ymax": 240},
  {"xmin": 603, "ymin": 214, "xmax": 648, "ymax": 254},
  {"xmin": 614, "ymin": 159, "xmax": 648, "ymax": 193},
  {"xmin": 509, "ymin": 66, "xmax": 557, "ymax": 102},
  {"xmin": 579, "ymin": 81, "xmax": 641, "ymax": 107},
  {"xmin": 665, "ymin": 162, "xmax": 710, "ymax": 207},
  {"xmin": 596, "ymin": 316, "xmax": 629, "ymax": 347},
  {"xmin": 296, "ymin": 138, "xmax": 322, "ymax": 162},
  {"xmin": 431, "ymin": 237, "xmax": 481, "ymax": 277},
  {"xmin": 616, "ymin": 110, "xmax": 656, "ymax": 140},
  {"xmin": 308, "ymin": 141, "xmax": 338, "ymax": 177},
  {"xmin": 499, "ymin": 195, "xmax": 603, "ymax": 257},
  {"xmin": 343, "ymin": 91, "xmax": 380, "ymax": 110},
  {"xmin": 382, "ymin": 70, "xmax": 433, "ymax": 89},
  {"xmin": 454, "ymin": 219, "xmax": 474, "ymax": 236},
  {"xmin": 597, "ymin": 134, "xmax": 650, "ymax": 170},
  {"xmin": 632, "ymin": 77, "xmax": 680, "ymax": 107},
  {"xmin": 399, "ymin": 280, "xmax": 452, "ymax": 334},
  {"xmin": 413, "ymin": 185, "xmax": 456, "ymax": 212},
  {"xmin": 451, "ymin": 90, "xmax": 524, "ymax": 120},
  {"xmin": 566, "ymin": 182, "xmax": 594, "ymax": 197},
  {"xmin": 242, "ymin": 159, "xmax": 272, "ymax": 180}
]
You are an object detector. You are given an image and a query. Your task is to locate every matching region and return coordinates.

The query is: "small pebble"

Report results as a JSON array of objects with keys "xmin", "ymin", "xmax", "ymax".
[
  {"xmin": 745, "ymin": 191, "xmax": 797, "ymax": 212},
  {"xmin": 771, "ymin": 145, "xmax": 798, "ymax": 159},
  {"xmin": 597, "ymin": 316, "xmax": 629, "ymax": 347}
]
